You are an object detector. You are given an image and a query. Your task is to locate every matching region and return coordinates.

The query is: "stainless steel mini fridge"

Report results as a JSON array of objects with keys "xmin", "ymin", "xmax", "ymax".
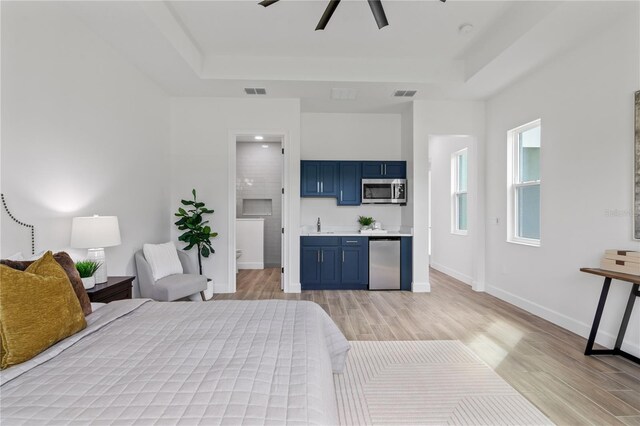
[{"xmin": 369, "ymin": 237, "xmax": 401, "ymax": 290}]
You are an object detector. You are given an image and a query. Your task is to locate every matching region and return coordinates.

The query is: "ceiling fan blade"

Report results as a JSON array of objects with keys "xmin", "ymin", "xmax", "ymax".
[
  {"xmin": 259, "ymin": 0, "xmax": 280, "ymax": 7},
  {"xmin": 367, "ymin": 0, "xmax": 388, "ymax": 29},
  {"xmin": 315, "ymin": 0, "xmax": 341, "ymax": 31}
]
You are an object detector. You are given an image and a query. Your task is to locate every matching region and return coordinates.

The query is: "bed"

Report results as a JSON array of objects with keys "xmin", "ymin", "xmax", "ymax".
[{"xmin": 0, "ymin": 299, "xmax": 351, "ymax": 425}]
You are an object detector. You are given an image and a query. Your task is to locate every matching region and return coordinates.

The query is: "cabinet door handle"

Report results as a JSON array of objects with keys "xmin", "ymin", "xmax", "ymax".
[
  {"xmin": 340, "ymin": 190, "xmax": 343, "ymax": 201},
  {"xmin": 342, "ymin": 251, "xmax": 345, "ymax": 263},
  {"xmin": 346, "ymin": 240, "xmax": 358, "ymax": 244},
  {"xmin": 317, "ymin": 250, "xmax": 320, "ymax": 263},
  {"xmin": 321, "ymin": 181, "xmax": 324, "ymax": 193},
  {"xmin": 317, "ymin": 181, "xmax": 320, "ymax": 193},
  {"xmin": 321, "ymin": 250, "xmax": 324, "ymax": 263},
  {"xmin": 385, "ymin": 164, "xmax": 387, "ymax": 175},
  {"xmin": 380, "ymin": 164, "xmax": 384, "ymax": 175}
]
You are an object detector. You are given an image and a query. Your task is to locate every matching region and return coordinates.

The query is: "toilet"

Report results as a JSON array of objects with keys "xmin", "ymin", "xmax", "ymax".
[{"xmin": 236, "ymin": 249, "xmax": 243, "ymax": 273}]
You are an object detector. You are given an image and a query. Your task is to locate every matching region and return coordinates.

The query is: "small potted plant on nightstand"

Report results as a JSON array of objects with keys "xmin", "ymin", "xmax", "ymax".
[{"xmin": 75, "ymin": 260, "xmax": 102, "ymax": 289}]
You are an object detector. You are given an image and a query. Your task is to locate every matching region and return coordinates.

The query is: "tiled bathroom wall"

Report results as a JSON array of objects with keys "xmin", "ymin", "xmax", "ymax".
[{"xmin": 236, "ymin": 142, "xmax": 282, "ymax": 267}]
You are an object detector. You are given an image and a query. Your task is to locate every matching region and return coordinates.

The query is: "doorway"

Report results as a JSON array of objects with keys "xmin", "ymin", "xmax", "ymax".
[
  {"xmin": 428, "ymin": 135, "xmax": 477, "ymax": 287},
  {"xmin": 234, "ymin": 134, "xmax": 284, "ymax": 293}
]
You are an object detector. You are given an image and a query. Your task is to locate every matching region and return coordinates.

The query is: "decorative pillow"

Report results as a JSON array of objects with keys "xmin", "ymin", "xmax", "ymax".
[
  {"xmin": 0, "ymin": 251, "xmax": 86, "ymax": 369},
  {"xmin": 143, "ymin": 242, "xmax": 183, "ymax": 281},
  {"xmin": 1, "ymin": 252, "xmax": 92, "ymax": 317}
]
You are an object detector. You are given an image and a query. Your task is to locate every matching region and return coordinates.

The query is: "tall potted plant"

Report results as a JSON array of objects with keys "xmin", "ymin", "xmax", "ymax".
[{"xmin": 174, "ymin": 189, "xmax": 218, "ymax": 275}]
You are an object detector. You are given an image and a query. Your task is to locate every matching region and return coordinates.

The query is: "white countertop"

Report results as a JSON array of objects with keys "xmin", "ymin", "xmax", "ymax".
[{"xmin": 301, "ymin": 231, "xmax": 413, "ymax": 237}]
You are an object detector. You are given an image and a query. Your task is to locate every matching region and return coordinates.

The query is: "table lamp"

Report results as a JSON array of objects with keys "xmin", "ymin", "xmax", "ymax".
[{"xmin": 70, "ymin": 215, "xmax": 121, "ymax": 284}]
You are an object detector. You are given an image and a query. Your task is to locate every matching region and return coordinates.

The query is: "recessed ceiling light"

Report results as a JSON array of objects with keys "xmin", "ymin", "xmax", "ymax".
[
  {"xmin": 458, "ymin": 23, "xmax": 474, "ymax": 36},
  {"xmin": 254, "ymin": 136, "xmax": 264, "ymax": 140},
  {"xmin": 262, "ymin": 144, "xmax": 269, "ymax": 149}
]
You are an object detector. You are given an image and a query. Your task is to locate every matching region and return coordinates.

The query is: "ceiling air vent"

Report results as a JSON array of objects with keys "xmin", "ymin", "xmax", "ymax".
[
  {"xmin": 244, "ymin": 88, "xmax": 267, "ymax": 95},
  {"xmin": 393, "ymin": 90, "xmax": 417, "ymax": 97}
]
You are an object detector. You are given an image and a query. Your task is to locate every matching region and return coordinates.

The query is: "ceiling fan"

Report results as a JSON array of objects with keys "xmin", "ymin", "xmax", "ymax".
[{"xmin": 259, "ymin": 0, "xmax": 447, "ymax": 31}]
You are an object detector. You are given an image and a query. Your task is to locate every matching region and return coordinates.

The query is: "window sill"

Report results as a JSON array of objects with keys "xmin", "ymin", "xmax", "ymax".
[
  {"xmin": 451, "ymin": 230, "xmax": 468, "ymax": 236},
  {"xmin": 507, "ymin": 237, "xmax": 540, "ymax": 247}
]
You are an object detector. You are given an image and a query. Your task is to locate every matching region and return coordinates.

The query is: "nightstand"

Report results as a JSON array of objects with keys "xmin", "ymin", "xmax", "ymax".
[{"xmin": 86, "ymin": 276, "xmax": 134, "ymax": 303}]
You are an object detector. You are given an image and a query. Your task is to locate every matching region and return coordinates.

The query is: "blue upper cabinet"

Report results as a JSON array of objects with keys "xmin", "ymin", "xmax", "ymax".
[
  {"xmin": 301, "ymin": 161, "xmax": 338, "ymax": 197},
  {"xmin": 362, "ymin": 161, "xmax": 406, "ymax": 179},
  {"xmin": 338, "ymin": 162, "xmax": 361, "ymax": 206}
]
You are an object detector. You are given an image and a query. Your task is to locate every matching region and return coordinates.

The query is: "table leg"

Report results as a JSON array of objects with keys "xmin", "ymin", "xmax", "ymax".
[
  {"xmin": 614, "ymin": 283, "xmax": 639, "ymax": 350},
  {"xmin": 585, "ymin": 277, "xmax": 612, "ymax": 355}
]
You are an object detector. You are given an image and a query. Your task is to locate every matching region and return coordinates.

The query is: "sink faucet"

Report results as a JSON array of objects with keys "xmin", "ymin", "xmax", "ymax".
[{"xmin": 317, "ymin": 217, "xmax": 321, "ymax": 233}]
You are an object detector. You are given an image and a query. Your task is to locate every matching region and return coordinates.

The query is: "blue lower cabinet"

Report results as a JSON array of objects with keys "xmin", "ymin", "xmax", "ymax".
[
  {"xmin": 341, "ymin": 246, "xmax": 368, "ymax": 289},
  {"xmin": 319, "ymin": 246, "xmax": 341, "ymax": 287},
  {"xmin": 301, "ymin": 236, "xmax": 407, "ymax": 290},
  {"xmin": 301, "ymin": 237, "xmax": 366, "ymax": 290},
  {"xmin": 301, "ymin": 247, "xmax": 321, "ymax": 285},
  {"xmin": 400, "ymin": 237, "xmax": 412, "ymax": 291}
]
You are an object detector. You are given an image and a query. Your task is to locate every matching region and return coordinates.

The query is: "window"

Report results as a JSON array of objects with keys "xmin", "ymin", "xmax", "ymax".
[
  {"xmin": 452, "ymin": 148, "xmax": 468, "ymax": 235},
  {"xmin": 508, "ymin": 120, "xmax": 541, "ymax": 245}
]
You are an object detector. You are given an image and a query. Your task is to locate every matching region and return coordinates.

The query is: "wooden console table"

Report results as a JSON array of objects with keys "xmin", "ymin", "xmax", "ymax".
[{"xmin": 581, "ymin": 268, "xmax": 640, "ymax": 364}]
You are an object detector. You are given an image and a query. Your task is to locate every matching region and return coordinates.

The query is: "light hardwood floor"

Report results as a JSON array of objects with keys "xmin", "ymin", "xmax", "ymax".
[{"xmin": 216, "ymin": 267, "xmax": 640, "ymax": 426}]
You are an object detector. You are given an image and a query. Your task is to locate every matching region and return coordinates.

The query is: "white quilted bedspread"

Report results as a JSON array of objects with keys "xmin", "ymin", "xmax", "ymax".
[{"xmin": 0, "ymin": 299, "xmax": 351, "ymax": 425}]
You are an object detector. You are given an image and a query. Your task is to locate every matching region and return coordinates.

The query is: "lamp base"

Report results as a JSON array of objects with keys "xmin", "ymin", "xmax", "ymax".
[{"xmin": 87, "ymin": 248, "xmax": 107, "ymax": 284}]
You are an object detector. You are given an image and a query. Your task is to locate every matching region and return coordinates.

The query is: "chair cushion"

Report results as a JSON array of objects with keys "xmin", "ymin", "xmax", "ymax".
[
  {"xmin": 152, "ymin": 274, "xmax": 207, "ymax": 302},
  {"xmin": 143, "ymin": 242, "xmax": 183, "ymax": 281}
]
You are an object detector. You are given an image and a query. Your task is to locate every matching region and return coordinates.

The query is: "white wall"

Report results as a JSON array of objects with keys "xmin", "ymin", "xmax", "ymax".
[
  {"xmin": 412, "ymin": 100, "xmax": 486, "ymax": 292},
  {"xmin": 170, "ymin": 98, "xmax": 301, "ymax": 293},
  {"xmin": 1, "ymin": 2, "xmax": 171, "ymax": 295},
  {"xmin": 485, "ymin": 9, "xmax": 640, "ymax": 355},
  {"xmin": 401, "ymin": 105, "xmax": 414, "ymax": 229},
  {"xmin": 300, "ymin": 113, "xmax": 406, "ymax": 230},
  {"xmin": 429, "ymin": 136, "xmax": 475, "ymax": 284}
]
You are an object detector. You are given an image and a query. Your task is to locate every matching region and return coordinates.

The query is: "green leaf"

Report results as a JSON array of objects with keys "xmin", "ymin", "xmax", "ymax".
[
  {"xmin": 181, "ymin": 199, "xmax": 194, "ymax": 206},
  {"xmin": 211, "ymin": 232, "xmax": 218, "ymax": 238},
  {"xmin": 192, "ymin": 189, "xmax": 197, "ymax": 198},
  {"xmin": 201, "ymin": 246, "xmax": 210, "ymax": 258}
]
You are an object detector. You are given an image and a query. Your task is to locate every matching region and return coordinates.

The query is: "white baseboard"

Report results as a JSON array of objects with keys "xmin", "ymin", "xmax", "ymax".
[
  {"xmin": 238, "ymin": 262, "xmax": 264, "ymax": 270},
  {"xmin": 287, "ymin": 282, "xmax": 301, "ymax": 293},
  {"xmin": 471, "ymin": 280, "xmax": 486, "ymax": 292},
  {"xmin": 430, "ymin": 262, "xmax": 473, "ymax": 285},
  {"xmin": 412, "ymin": 281, "xmax": 431, "ymax": 293},
  {"xmin": 486, "ymin": 284, "xmax": 640, "ymax": 356}
]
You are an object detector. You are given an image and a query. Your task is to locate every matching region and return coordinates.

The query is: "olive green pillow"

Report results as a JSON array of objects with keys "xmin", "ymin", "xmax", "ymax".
[{"xmin": 0, "ymin": 251, "xmax": 87, "ymax": 369}]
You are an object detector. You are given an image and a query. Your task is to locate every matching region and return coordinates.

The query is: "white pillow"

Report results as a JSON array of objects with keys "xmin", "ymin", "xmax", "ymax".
[{"xmin": 143, "ymin": 242, "xmax": 183, "ymax": 281}]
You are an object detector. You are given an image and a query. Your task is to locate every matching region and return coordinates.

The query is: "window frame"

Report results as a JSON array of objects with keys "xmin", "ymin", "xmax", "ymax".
[
  {"xmin": 507, "ymin": 119, "xmax": 541, "ymax": 247},
  {"xmin": 451, "ymin": 148, "xmax": 468, "ymax": 236}
]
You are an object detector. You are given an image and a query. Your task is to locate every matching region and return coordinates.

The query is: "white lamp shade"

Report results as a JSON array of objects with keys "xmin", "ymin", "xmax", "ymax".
[{"xmin": 70, "ymin": 216, "xmax": 121, "ymax": 248}]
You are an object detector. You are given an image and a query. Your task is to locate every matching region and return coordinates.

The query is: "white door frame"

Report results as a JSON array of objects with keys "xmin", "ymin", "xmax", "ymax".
[{"xmin": 228, "ymin": 130, "xmax": 290, "ymax": 293}]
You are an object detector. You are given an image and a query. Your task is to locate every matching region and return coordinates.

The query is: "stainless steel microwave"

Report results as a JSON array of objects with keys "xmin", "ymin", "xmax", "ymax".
[{"xmin": 362, "ymin": 179, "xmax": 407, "ymax": 204}]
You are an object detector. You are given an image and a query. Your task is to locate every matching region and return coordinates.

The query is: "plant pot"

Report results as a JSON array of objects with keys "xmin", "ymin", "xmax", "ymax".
[{"xmin": 81, "ymin": 276, "xmax": 96, "ymax": 289}]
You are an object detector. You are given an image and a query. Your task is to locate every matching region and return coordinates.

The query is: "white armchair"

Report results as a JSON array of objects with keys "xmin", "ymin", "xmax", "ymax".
[{"xmin": 135, "ymin": 249, "xmax": 207, "ymax": 301}]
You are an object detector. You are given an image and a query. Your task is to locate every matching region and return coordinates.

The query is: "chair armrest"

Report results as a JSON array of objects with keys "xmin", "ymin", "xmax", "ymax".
[{"xmin": 134, "ymin": 250, "xmax": 155, "ymax": 299}]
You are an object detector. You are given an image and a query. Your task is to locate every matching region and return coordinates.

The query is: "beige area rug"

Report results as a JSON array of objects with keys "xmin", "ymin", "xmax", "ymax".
[{"xmin": 334, "ymin": 341, "xmax": 553, "ymax": 426}]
